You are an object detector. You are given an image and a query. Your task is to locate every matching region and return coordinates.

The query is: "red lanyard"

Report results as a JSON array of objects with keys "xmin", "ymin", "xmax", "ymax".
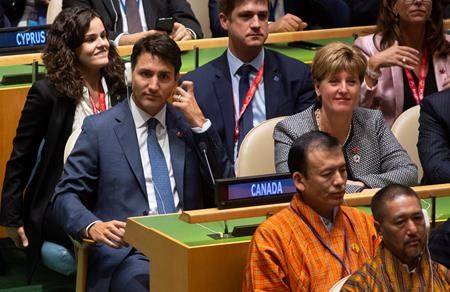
[
  {"xmin": 233, "ymin": 64, "xmax": 264, "ymax": 143},
  {"xmin": 404, "ymin": 48, "xmax": 428, "ymax": 105},
  {"xmin": 89, "ymin": 84, "xmax": 106, "ymax": 114}
]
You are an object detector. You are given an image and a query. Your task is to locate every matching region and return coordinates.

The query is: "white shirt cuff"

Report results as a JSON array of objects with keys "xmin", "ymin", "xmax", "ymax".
[
  {"xmin": 186, "ymin": 28, "xmax": 197, "ymax": 39},
  {"xmin": 191, "ymin": 119, "xmax": 211, "ymax": 133},
  {"xmin": 114, "ymin": 33, "xmax": 126, "ymax": 47},
  {"xmin": 84, "ymin": 220, "xmax": 101, "ymax": 238}
]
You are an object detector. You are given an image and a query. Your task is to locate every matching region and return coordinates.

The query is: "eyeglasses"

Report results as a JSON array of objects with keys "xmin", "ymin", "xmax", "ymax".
[{"xmin": 402, "ymin": 0, "xmax": 432, "ymax": 5}]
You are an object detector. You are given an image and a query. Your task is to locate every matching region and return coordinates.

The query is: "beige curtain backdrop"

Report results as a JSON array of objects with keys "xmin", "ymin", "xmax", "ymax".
[{"xmin": 187, "ymin": 0, "xmax": 213, "ymax": 38}]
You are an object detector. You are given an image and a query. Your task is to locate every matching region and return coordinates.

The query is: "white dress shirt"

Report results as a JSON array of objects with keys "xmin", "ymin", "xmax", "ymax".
[
  {"xmin": 227, "ymin": 48, "xmax": 266, "ymax": 160},
  {"xmin": 129, "ymin": 96, "xmax": 180, "ymax": 215}
]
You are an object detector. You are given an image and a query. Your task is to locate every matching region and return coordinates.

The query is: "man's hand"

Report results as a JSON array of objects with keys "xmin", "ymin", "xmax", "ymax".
[
  {"xmin": 172, "ymin": 81, "xmax": 206, "ymax": 128},
  {"xmin": 118, "ymin": 30, "xmax": 161, "ymax": 46},
  {"xmin": 6, "ymin": 226, "xmax": 29, "ymax": 248},
  {"xmin": 88, "ymin": 220, "xmax": 128, "ymax": 249},
  {"xmin": 269, "ymin": 14, "xmax": 307, "ymax": 33},
  {"xmin": 171, "ymin": 22, "xmax": 193, "ymax": 41}
]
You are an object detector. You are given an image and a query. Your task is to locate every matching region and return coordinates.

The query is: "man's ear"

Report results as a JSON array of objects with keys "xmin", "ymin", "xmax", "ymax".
[
  {"xmin": 219, "ymin": 12, "xmax": 229, "ymax": 31},
  {"xmin": 292, "ymin": 171, "xmax": 306, "ymax": 193},
  {"xmin": 374, "ymin": 220, "xmax": 382, "ymax": 237}
]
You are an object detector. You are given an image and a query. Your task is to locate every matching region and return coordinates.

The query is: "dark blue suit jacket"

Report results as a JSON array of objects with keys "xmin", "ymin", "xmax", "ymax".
[
  {"xmin": 182, "ymin": 49, "xmax": 315, "ymax": 163},
  {"xmin": 209, "ymin": 0, "xmax": 378, "ymax": 37},
  {"xmin": 418, "ymin": 89, "xmax": 450, "ymax": 184},
  {"xmin": 52, "ymin": 100, "xmax": 231, "ymax": 291}
]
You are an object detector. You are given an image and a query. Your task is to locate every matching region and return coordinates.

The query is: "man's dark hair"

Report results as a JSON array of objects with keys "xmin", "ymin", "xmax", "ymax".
[
  {"xmin": 287, "ymin": 131, "xmax": 341, "ymax": 176},
  {"xmin": 219, "ymin": 0, "xmax": 269, "ymax": 17},
  {"xmin": 371, "ymin": 184, "xmax": 421, "ymax": 223},
  {"xmin": 130, "ymin": 34, "xmax": 181, "ymax": 74}
]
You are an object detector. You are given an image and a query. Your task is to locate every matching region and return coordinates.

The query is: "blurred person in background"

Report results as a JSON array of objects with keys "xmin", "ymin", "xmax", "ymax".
[{"xmin": 354, "ymin": 0, "xmax": 450, "ymax": 127}]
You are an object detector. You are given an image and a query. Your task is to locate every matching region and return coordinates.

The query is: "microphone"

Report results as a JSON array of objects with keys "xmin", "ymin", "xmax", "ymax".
[{"xmin": 198, "ymin": 142, "xmax": 215, "ymax": 185}]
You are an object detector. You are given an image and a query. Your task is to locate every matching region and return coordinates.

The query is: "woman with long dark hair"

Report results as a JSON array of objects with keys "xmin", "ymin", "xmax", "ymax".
[
  {"xmin": 354, "ymin": 0, "xmax": 450, "ymax": 126},
  {"xmin": 0, "ymin": 6, "xmax": 126, "ymax": 273}
]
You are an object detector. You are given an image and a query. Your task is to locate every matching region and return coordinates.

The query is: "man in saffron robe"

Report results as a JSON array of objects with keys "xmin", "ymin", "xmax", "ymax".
[
  {"xmin": 243, "ymin": 131, "xmax": 379, "ymax": 291},
  {"xmin": 342, "ymin": 184, "xmax": 450, "ymax": 291}
]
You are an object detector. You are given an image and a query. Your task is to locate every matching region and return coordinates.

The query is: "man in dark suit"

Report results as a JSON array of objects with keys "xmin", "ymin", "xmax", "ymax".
[
  {"xmin": 184, "ymin": 0, "xmax": 315, "ymax": 165},
  {"xmin": 63, "ymin": 0, "xmax": 203, "ymax": 45},
  {"xmin": 209, "ymin": 0, "xmax": 377, "ymax": 37},
  {"xmin": 418, "ymin": 89, "xmax": 450, "ymax": 184},
  {"xmin": 209, "ymin": 0, "xmax": 307, "ymax": 37},
  {"xmin": 52, "ymin": 34, "xmax": 231, "ymax": 291}
]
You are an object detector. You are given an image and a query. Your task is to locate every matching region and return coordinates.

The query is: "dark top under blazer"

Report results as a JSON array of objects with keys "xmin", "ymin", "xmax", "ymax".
[
  {"xmin": 52, "ymin": 100, "xmax": 231, "ymax": 291},
  {"xmin": 418, "ymin": 89, "xmax": 450, "ymax": 184},
  {"xmin": 63, "ymin": 0, "xmax": 203, "ymax": 40},
  {"xmin": 0, "ymin": 79, "xmax": 122, "ymax": 266},
  {"xmin": 182, "ymin": 49, "xmax": 315, "ymax": 163}
]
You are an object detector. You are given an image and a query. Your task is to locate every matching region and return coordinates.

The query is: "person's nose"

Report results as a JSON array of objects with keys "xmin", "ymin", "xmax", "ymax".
[
  {"xmin": 97, "ymin": 37, "xmax": 109, "ymax": 49},
  {"xmin": 250, "ymin": 15, "xmax": 261, "ymax": 28},
  {"xmin": 332, "ymin": 170, "xmax": 346, "ymax": 187},
  {"xmin": 405, "ymin": 219, "xmax": 419, "ymax": 236},
  {"xmin": 338, "ymin": 81, "xmax": 348, "ymax": 94},
  {"xmin": 148, "ymin": 76, "xmax": 159, "ymax": 91}
]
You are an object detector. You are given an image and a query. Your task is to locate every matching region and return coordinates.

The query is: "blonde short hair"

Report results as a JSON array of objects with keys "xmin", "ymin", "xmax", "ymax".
[{"xmin": 311, "ymin": 42, "xmax": 367, "ymax": 84}]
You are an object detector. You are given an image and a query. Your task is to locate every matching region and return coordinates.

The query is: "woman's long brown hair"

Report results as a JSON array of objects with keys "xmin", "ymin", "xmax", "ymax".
[{"xmin": 42, "ymin": 7, "xmax": 125, "ymax": 101}]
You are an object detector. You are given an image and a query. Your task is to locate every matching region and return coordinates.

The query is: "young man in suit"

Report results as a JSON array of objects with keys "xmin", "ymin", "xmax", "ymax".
[
  {"xmin": 183, "ymin": 0, "xmax": 315, "ymax": 165},
  {"xmin": 209, "ymin": 0, "xmax": 378, "ymax": 37},
  {"xmin": 52, "ymin": 34, "xmax": 232, "ymax": 292},
  {"xmin": 63, "ymin": 0, "xmax": 203, "ymax": 45}
]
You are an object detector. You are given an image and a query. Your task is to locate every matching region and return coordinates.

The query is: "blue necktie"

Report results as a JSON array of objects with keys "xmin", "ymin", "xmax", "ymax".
[
  {"xmin": 238, "ymin": 64, "xmax": 255, "ymax": 149},
  {"xmin": 147, "ymin": 118, "xmax": 176, "ymax": 214},
  {"xmin": 125, "ymin": 0, "xmax": 143, "ymax": 33}
]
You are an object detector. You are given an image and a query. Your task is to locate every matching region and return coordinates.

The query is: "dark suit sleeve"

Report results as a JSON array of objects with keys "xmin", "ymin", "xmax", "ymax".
[
  {"xmin": 429, "ymin": 218, "xmax": 450, "ymax": 269},
  {"xmin": 294, "ymin": 67, "xmax": 315, "ymax": 113},
  {"xmin": 62, "ymin": 0, "xmax": 90, "ymax": 9},
  {"xmin": 418, "ymin": 97, "xmax": 450, "ymax": 184},
  {"xmin": 52, "ymin": 117, "xmax": 100, "ymax": 238},
  {"xmin": 192, "ymin": 126, "xmax": 235, "ymax": 182},
  {"xmin": 169, "ymin": 0, "xmax": 203, "ymax": 39},
  {"xmin": 208, "ymin": 0, "xmax": 227, "ymax": 37},
  {"xmin": 0, "ymin": 83, "xmax": 52, "ymax": 227},
  {"xmin": 347, "ymin": 0, "xmax": 379, "ymax": 26}
]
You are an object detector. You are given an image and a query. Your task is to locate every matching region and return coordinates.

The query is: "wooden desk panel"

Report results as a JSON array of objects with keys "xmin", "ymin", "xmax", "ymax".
[
  {"xmin": 0, "ymin": 86, "xmax": 28, "ymax": 191},
  {"xmin": 0, "ymin": 86, "xmax": 28, "ymax": 238}
]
